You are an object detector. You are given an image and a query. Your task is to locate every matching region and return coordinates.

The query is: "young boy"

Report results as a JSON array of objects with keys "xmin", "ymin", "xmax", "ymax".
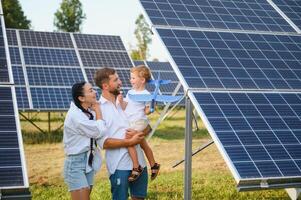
[{"xmin": 118, "ymin": 65, "xmax": 160, "ymax": 182}]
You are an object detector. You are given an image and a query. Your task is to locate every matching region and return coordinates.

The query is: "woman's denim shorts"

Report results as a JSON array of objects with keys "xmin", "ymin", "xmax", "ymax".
[{"xmin": 64, "ymin": 151, "xmax": 94, "ymax": 191}]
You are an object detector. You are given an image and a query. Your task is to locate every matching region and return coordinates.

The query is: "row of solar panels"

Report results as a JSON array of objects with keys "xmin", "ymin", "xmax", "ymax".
[
  {"xmin": 5, "ymin": 29, "xmax": 182, "ymax": 110},
  {"xmin": 138, "ymin": 0, "xmax": 301, "ymax": 191}
]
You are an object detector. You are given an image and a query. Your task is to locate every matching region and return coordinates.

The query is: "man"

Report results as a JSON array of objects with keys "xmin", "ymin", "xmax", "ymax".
[{"xmin": 94, "ymin": 67, "xmax": 149, "ymax": 200}]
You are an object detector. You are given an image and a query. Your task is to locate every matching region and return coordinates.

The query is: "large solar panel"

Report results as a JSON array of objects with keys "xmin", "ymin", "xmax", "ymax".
[
  {"xmin": 192, "ymin": 91, "xmax": 301, "ymax": 189},
  {"xmin": 139, "ymin": 0, "xmax": 301, "ymax": 192},
  {"xmin": 0, "ymin": 4, "xmax": 29, "ymax": 191},
  {"xmin": 272, "ymin": 0, "xmax": 301, "ymax": 31},
  {"xmin": 7, "ymin": 29, "xmax": 133, "ymax": 110},
  {"xmin": 140, "ymin": 0, "xmax": 295, "ymax": 32},
  {"xmin": 0, "ymin": 87, "xmax": 26, "ymax": 187},
  {"xmin": 157, "ymin": 28, "xmax": 301, "ymax": 90}
]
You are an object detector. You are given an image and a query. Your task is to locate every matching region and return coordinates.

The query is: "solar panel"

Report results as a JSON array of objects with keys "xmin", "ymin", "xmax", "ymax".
[
  {"xmin": 0, "ymin": 86, "xmax": 27, "ymax": 187},
  {"xmin": 7, "ymin": 29, "xmax": 133, "ymax": 110},
  {"xmin": 0, "ymin": 29, "xmax": 9, "ymax": 83},
  {"xmin": 26, "ymin": 67, "xmax": 84, "ymax": 86},
  {"xmin": 79, "ymin": 50, "xmax": 132, "ymax": 68},
  {"xmin": 140, "ymin": 0, "xmax": 295, "ymax": 32},
  {"xmin": 23, "ymin": 48, "xmax": 79, "ymax": 66},
  {"xmin": 74, "ymin": 34, "xmax": 125, "ymax": 50},
  {"xmin": 30, "ymin": 87, "xmax": 72, "ymax": 110},
  {"xmin": 139, "ymin": 0, "xmax": 301, "ymax": 192},
  {"xmin": 157, "ymin": 28, "xmax": 301, "ymax": 90},
  {"xmin": 192, "ymin": 91, "xmax": 301, "ymax": 189},
  {"xmin": 272, "ymin": 0, "xmax": 301, "ymax": 31},
  {"xmin": 19, "ymin": 30, "xmax": 73, "ymax": 48}
]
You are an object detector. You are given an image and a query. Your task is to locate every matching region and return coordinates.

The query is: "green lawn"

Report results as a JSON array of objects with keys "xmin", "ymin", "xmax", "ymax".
[{"xmin": 22, "ymin": 109, "xmax": 291, "ymax": 199}]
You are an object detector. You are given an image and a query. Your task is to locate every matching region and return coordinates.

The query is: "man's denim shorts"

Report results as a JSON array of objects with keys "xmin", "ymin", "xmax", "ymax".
[
  {"xmin": 109, "ymin": 167, "xmax": 148, "ymax": 200},
  {"xmin": 63, "ymin": 152, "xmax": 94, "ymax": 191}
]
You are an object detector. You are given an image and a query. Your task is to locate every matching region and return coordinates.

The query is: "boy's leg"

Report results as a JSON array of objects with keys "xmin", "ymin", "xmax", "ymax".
[
  {"xmin": 140, "ymin": 139, "xmax": 155, "ymax": 167},
  {"xmin": 128, "ymin": 146, "xmax": 139, "ymax": 168}
]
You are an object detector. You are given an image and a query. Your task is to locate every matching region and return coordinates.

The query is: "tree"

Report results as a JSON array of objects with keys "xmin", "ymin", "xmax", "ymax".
[
  {"xmin": 130, "ymin": 14, "xmax": 152, "ymax": 60},
  {"xmin": 2, "ymin": 0, "xmax": 31, "ymax": 29},
  {"xmin": 54, "ymin": 0, "xmax": 86, "ymax": 32}
]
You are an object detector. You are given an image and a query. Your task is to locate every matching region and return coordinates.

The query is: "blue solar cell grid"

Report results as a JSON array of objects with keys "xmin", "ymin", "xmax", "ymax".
[
  {"xmin": 193, "ymin": 91, "xmax": 301, "ymax": 184},
  {"xmin": 19, "ymin": 30, "xmax": 73, "ymax": 48},
  {"xmin": 74, "ymin": 34, "xmax": 125, "ymax": 50},
  {"xmin": 133, "ymin": 60, "xmax": 145, "ymax": 66},
  {"xmin": 6, "ymin": 29, "xmax": 18, "ymax": 46},
  {"xmin": 15, "ymin": 87, "xmax": 29, "ymax": 109},
  {"xmin": 12, "ymin": 66, "xmax": 25, "ymax": 85},
  {"xmin": 157, "ymin": 28, "xmax": 301, "ymax": 90},
  {"xmin": 31, "ymin": 87, "xmax": 72, "ymax": 110},
  {"xmin": 9, "ymin": 47, "xmax": 21, "ymax": 65},
  {"xmin": 26, "ymin": 67, "xmax": 84, "ymax": 86},
  {"xmin": 23, "ymin": 48, "xmax": 79, "ymax": 66},
  {"xmin": 80, "ymin": 50, "xmax": 133, "ymax": 68},
  {"xmin": 140, "ymin": 0, "xmax": 295, "ymax": 32},
  {"xmin": 273, "ymin": 0, "xmax": 301, "ymax": 31},
  {"xmin": 146, "ymin": 61, "xmax": 174, "ymax": 71},
  {"xmin": 0, "ymin": 87, "xmax": 24, "ymax": 187},
  {"xmin": 0, "ymin": 28, "xmax": 9, "ymax": 82}
]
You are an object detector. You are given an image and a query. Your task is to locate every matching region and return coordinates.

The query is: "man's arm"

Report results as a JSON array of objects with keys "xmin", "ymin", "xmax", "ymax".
[{"xmin": 103, "ymin": 133, "xmax": 144, "ymax": 149}]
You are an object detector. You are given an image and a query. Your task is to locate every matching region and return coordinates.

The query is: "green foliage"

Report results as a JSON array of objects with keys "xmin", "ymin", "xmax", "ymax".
[
  {"xmin": 54, "ymin": 0, "xmax": 86, "ymax": 32},
  {"xmin": 130, "ymin": 14, "xmax": 152, "ymax": 60},
  {"xmin": 2, "ymin": 0, "xmax": 31, "ymax": 29}
]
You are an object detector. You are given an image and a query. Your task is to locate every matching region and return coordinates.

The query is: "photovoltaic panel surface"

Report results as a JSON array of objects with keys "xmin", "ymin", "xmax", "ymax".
[
  {"xmin": 139, "ymin": 0, "xmax": 301, "ymax": 191},
  {"xmin": 0, "ymin": 86, "xmax": 26, "ymax": 187},
  {"xmin": 19, "ymin": 31, "xmax": 73, "ymax": 48},
  {"xmin": 7, "ymin": 29, "xmax": 133, "ymax": 110},
  {"xmin": 0, "ymin": 22, "xmax": 9, "ymax": 83},
  {"xmin": 192, "ymin": 91, "xmax": 301, "ymax": 188},
  {"xmin": 157, "ymin": 28, "xmax": 301, "ymax": 90},
  {"xmin": 140, "ymin": 0, "xmax": 295, "ymax": 32},
  {"xmin": 74, "ymin": 34, "xmax": 125, "ymax": 50},
  {"xmin": 272, "ymin": 0, "xmax": 301, "ymax": 31}
]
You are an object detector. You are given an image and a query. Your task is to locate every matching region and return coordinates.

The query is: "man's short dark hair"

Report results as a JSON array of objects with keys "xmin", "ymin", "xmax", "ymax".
[{"xmin": 94, "ymin": 68, "xmax": 116, "ymax": 89}]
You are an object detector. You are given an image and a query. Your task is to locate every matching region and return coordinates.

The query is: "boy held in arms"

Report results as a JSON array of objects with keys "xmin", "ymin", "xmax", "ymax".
[{"xmin": 118, "ymin": 65, "xmax": 160, "ymax": 182}]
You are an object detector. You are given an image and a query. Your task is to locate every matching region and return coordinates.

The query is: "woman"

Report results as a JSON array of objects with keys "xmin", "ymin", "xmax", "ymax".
[{"xmin": 63, "ymin": 81, "xmax": 144, "ymax": 200}]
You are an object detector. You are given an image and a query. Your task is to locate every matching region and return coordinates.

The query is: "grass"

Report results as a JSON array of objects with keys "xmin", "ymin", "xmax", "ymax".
[{"xmin": 22, "ymin": 109, "xmax": 290, "ymax": 199}]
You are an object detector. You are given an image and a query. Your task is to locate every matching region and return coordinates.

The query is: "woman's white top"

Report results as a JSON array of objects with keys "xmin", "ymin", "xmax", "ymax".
[{"xmin": 63, "ymin": 102, "xmax": 108, "ymax": 155}]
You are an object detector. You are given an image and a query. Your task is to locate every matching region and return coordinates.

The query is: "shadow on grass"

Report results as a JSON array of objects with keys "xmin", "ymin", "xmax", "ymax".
[{"xmin": 153, "ymin": 126, "xmax": 209, "ymax": 140}]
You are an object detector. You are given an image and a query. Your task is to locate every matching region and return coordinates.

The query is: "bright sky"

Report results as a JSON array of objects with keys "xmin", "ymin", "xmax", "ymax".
[{"xmin": 18, "ymin": 0, "xmax": 168, "ymax": 61}]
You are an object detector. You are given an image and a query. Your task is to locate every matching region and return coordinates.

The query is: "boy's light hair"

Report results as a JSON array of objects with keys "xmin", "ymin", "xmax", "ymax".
[{"xmin": 131, "ymin": 65, "xmax": 151, "ymax": 82}]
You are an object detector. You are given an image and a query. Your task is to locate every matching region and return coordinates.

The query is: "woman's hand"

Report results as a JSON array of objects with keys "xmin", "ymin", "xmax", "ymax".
[{"xmin": 91, "ymin": 102, "xmax": 102, "ymax": 120}]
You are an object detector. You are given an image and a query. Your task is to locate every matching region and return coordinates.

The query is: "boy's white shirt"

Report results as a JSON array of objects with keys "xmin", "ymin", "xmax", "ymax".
[{"xmin": 124, "ymin": 89, "xmax": 150, "ymax": 123}]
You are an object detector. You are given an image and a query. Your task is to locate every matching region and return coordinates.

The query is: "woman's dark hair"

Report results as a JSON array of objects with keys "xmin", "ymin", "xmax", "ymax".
[{"xmin": 71, "ymin": 81, "xmax": 93, "ymax": 120}]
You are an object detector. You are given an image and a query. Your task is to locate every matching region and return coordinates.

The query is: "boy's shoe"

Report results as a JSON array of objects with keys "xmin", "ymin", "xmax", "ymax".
[
  {"xmin": 150, "ymin": 163, "xmax": 160, "ymax": 181},
  {"xmin": 128, "ymin": 165, "xmax": 144, "ymax": 182}
]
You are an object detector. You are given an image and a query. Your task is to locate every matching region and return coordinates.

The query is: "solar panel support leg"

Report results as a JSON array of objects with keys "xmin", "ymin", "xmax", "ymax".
[
  {"xmin": 184, "ymin": 96, "xmax": 193, "ymax": 200},
  {"xmin": 286, "ymin": 188, "xmax": 301, "ymax": 200},
  {"xmin": 48, "ymin": 112, "xmax": 51, "ymax": 133}
]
